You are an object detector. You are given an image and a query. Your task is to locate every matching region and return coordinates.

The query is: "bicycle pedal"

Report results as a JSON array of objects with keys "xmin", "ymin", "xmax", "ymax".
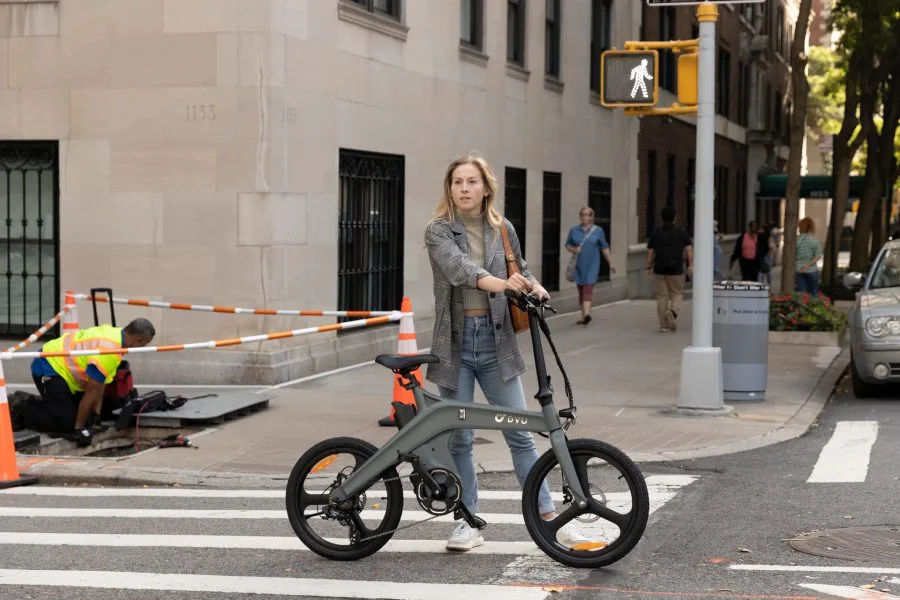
[{"xmin": 455, "ymin": 507, "xmax": 487, "ymax": 530}]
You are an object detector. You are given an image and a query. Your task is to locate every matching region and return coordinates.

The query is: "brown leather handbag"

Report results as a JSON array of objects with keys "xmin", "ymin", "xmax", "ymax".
[{"xmin": 500, "ymin": 224, "xmax": 531, "ymax": 333}]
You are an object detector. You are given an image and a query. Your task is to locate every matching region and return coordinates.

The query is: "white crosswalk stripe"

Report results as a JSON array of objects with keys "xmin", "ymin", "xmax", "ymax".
[
  {"xmin": 0, "ymin": 474, "xmax": 697, "ymax": 599},
  {"xmin": 807, "ymin": 421, "xmax": 879, "ymax": 483}
]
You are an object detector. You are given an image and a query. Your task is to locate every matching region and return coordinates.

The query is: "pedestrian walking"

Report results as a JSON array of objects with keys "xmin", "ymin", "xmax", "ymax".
[
  {"xmin": 565, "ymin": 207, "xmax": 615, "ymax": 325},
  {"xmin": 424, "ymin": 152, "xmax": 592, "ymax": 552},
  {"xmin": 730, "ymin": 220, "xmax": 764, "ymax": 282},
  {"xmin": 646, "ymin": 206, "xmax": 693, "ymax": 332},
  {"xmin": 795, "ymin": 217, "xmax": 824, "ymax": 295}
]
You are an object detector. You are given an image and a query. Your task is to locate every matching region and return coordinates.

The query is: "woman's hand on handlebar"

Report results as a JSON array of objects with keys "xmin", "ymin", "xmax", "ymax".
[{"xmin": 504, "ymin": 273, "xmax": 532, "ymax": 295}]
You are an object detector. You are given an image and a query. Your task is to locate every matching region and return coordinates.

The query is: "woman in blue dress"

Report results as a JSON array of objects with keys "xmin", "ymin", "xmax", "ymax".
[{"xmin": 565, "ymin": 207, "xmax": 615, "ymax": 324}]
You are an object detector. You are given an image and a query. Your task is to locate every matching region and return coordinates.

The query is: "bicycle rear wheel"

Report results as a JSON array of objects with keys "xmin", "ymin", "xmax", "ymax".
[
  {"xmin": 522, "ymin": 438, "xmax": 649, "ymax": 568},
  {"xmin": 286, "ymin": 436, "xmax": 404, "ymax": 561}
]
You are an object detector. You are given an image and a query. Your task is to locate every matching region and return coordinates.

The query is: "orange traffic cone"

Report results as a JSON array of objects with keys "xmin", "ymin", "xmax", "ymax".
[
  {"xmin": 0, "ymin": 360, "xmax": 38, "ymax": 489},
  {"xmin": 62, "ymin": 290, "xmax": 79, "ymax": 331},
  {"xmin": 378, "ymin": 297, "xmax": 422, "ymax": 427}
]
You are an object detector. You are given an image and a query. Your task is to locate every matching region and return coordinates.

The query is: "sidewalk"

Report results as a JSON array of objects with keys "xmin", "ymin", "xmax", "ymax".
[{"xmin": 12, "ymin": 298, "xmax": 848, "ymax": 488}]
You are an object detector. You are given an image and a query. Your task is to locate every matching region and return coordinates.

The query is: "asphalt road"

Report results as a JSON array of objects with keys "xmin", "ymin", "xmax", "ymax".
[
  {"xmin": 569, "ymin": 374, "xmax": 900, "ymax": 599},
  {"xmin": 1, "ymin": 373, "xmax": 898, "ymax": 600}
]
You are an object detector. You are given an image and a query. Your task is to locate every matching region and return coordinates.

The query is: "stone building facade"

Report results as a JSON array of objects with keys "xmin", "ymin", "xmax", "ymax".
[{"xmin": 0, "ymin": 0, "xmax": 643, "ymax": 384}]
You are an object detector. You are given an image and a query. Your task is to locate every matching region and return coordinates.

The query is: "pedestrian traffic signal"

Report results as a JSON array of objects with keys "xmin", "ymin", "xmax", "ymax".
[{"xmin": 600, "ymin": 50, "xmax": 659, "ymax": 108}]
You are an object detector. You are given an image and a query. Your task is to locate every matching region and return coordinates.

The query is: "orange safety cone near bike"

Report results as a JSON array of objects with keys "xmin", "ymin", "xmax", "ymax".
[
  {"xmin": 378, "ymin": 296, "xmax": 421, "ymax": 427},
  {"xmin": 0, "ymin": 359, "xmax": 38, "ymax": 489}
]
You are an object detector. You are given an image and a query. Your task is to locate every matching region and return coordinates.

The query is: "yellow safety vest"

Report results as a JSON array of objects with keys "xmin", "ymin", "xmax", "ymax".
[{"xmin": 44, "ymin": 325, "xmax": 124, "ymax": 393}]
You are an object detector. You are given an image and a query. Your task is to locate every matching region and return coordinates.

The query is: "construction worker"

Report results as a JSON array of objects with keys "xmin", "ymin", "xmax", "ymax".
[{"xmin": 23, "ymin": 318, "xmax": 155, "ymax": 446}]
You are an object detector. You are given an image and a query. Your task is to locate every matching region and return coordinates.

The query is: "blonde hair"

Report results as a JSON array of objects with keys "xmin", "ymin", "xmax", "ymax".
[
  {"xmin": 799, "ymin": 217, "xmax": 816, "ymax": 234},
  {"xmin": 428, "ymin": 153, "xmax": 505, "ymax": 238}
]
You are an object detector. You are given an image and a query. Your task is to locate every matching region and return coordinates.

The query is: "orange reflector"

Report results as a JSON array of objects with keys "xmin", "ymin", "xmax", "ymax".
[
  {"xmin": 310, "ymin": 455, "xmax": 338, "ymax": 474},
  {"xmin": 571, "ymin": 541, "xmax": 608, "ymax": 551}
]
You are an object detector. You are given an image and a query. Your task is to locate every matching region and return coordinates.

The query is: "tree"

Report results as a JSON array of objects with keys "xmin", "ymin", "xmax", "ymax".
[
  {"xmin": 835, "ymin": 0, "xmax": 900, "ymax": 271},
  {"xmin": 807, "ymin": 45, "xmax": 864, "ymax": 287},
  {"xmin": 781, "ymin": 0, "xmax": 814, "ymax": 295}
]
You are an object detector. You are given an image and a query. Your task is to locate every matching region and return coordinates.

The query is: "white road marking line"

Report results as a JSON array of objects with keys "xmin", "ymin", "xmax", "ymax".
[
  {"xmin": 799, "ymin": 584, "xmax": 900, "ymax": 599},
  {"xmin": 0, "ymin": 569, "xmax": 550, "ymax": 600},
  {"xmin": 1, "ymin": 475, "xmax": 696, "ymax": 500},
  {"xmin": 0, "ymin": 532, "xmax": 540, "ymax": 555},
  {"xmin": 807, "ymin": 421, "xmax": 879, "ymax": 483},
  {"xmin": 729, "ymin": 565, "xmax": 900, "ymax": 575}
]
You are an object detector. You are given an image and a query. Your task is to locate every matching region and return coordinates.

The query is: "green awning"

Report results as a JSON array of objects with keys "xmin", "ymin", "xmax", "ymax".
[{"xmin": 756, "ymin": 174, "xmax": 867, "ymax": 199}]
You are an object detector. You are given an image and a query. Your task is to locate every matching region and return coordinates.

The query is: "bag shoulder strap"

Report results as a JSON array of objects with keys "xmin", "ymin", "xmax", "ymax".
[
  {"xmin": 500, "ymin": 222, "xmax": 514, "ymax": 261},
  {"xmin": 578, "ymin": 225, "xmax": 598, "ymax": 247}
]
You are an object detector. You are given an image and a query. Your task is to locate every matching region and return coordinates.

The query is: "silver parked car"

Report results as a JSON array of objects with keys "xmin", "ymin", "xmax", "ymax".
[{"xmin": 843, "ymin": 239, "xmax": 900, "ymax": 397}]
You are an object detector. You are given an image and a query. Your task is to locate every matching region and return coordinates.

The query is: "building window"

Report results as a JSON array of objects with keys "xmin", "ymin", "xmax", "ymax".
[
  {"xmin": 541, "ymin": 172, "xmax": 562, "ymax": 291},
  {"xmin": 588, "ymin": 176, "xmax": 612, "ymax": 281},
  {"xmin": 736, "ymin": 169, "xmax": 747, "ymax": 228},
  {"xmin": 0, "ymin": 141, "xmax": 60, "ymax": 338},
  {"xmin": 775, "ymin": 5, "xmax": 785, "ymax": 55},
  {"xmin": 350, "ymin": 0, "xmax": 402, "ymax": 20},
  {"xmin": 589, "ymin": 0, "xmax": 612, "ymax": 93},
  {"xmin": 646, "ymin": 150, "xmax": 657, "ymax": 240},
  {"xmin": 737, "ymin": 62, "xmax": 750, "ymax": 127},
  {"xmin": 773, "ymin": 88, "xmax": 782, "ymax": 133},
  {"xmin": 507, "ymin": 0, "xmax": 526, "ymax": 66},
  {"xmin": 337, "ymin": 149, "xmax": 405, "ymax": 323},
  {"xmin": 716, "ymin": 48, "xmax": 731, "ymax": 118},
  {"xmin": 460, "ymin": 0, "xmax": 483, "ymax": 50},
  {"xmin": 505, "ymin": 167, "xmax": 527, "ymax": 257},
  {"xmin": 666, "ymin": 154, "xmax": 676, "ymax": 209},
  {"xmin": 659, "ymin": 8, "xmax": 677, "ymax": 92},
  {"xmin": 545, "ymin": 0, "xmax": 561, "ymax": 78},
  {"xmin": 691, "ymin": 22, "xmax": 699, "ymax": 39}
]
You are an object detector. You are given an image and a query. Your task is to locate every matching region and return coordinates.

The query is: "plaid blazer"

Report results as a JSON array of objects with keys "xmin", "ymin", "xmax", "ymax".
[{"xmin": 424, "ymin": 215, "xmax": 535, "ymax": 391}]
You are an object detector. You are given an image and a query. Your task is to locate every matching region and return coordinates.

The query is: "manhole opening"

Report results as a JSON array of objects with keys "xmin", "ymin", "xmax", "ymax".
[{"xmin": 18, "ymin": 426, "xmax": 205, "ymax": 458}]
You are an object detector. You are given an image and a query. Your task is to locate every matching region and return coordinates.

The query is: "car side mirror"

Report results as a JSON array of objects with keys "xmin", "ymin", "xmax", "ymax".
[{"xmin": 843, "ymin": 272, "xmax": 865, "ymax": 290}]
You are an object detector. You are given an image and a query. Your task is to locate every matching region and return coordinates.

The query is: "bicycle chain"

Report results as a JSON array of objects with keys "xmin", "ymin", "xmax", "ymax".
[{"xmin": 350, "ymin": 471, "xmax": 445, "ymax": 543}]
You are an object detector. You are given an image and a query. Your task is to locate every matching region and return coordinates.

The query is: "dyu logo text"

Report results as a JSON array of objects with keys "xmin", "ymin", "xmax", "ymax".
[{"xmin": 495, "ymin": 414, "xmax": 528, "ymax": 425}]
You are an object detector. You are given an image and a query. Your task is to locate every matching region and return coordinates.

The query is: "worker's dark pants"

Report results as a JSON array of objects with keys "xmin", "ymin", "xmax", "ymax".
[{"xmin": 19, "ymin": 375, "xmax": 83, "ymax": 433}]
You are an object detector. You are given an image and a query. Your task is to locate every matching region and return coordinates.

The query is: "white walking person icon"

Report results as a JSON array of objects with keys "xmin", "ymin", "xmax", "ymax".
[{"xmin": 629, "ymin": 58, "xmax": 654, "ymax": 99}]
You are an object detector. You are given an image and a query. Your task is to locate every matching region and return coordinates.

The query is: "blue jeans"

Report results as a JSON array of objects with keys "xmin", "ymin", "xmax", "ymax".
[
  {"xmin": 438, "ymin": 315, "xmax": 555, "ymax": 516},
  {"xmin": 796, "ymin": 271, "xmax": 820, "ymax": 295}
]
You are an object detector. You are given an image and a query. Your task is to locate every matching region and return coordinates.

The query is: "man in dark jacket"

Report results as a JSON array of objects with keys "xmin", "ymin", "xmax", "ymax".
[{"xmin": 646, "ymin": 206, "xmax": 693, "ymax": 332}]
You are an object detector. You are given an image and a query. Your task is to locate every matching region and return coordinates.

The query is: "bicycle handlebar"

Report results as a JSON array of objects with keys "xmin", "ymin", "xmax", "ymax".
[{"xmin": 503, "ymin": 290, "xmax": 558, "ymax": 315}]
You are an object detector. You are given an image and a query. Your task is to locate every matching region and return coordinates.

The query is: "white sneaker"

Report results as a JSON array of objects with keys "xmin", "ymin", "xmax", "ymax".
[
  {"xmin": 446, "ymin": 522, "xmax": 484, "ymax": 552},
  {"xmin": 557, "ymin": 522, "xmax": 607, "ymax": 550}
]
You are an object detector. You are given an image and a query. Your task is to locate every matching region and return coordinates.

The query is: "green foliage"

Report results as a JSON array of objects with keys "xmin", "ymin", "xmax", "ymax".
[
  {"xmin": 808, "ymin": 46, "xmax": 846, "ymax": 138},
  {"xmin": 769, "ymin": 292, "xmax": 848, "ymax": 332}
]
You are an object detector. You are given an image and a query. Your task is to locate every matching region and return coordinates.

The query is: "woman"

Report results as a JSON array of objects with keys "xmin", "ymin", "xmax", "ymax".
[
  {"xmin": 565, "ymin": 207, "xmax": 615, "ymax": 324},
  {"xmin": 730, "ymin": 220, "xmax": 763, "ymax": 282},
  {"xmin": 796, "ymin": 217, "xmax": 824, "ymax": 295},
  {"xmin": 424, "ymin": 153, "xmax": 591, "ymax": 552}
]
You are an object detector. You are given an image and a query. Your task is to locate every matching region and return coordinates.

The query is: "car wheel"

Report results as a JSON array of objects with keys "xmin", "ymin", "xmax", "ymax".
[{"xmin": 850, "ymin": 355, "xmax": 877, "ymax": 398}]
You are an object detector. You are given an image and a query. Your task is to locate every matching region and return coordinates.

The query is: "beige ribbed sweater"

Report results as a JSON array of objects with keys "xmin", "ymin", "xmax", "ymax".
[{"xmin": 459, "ymin": 213, "xmax": 490, "ymax": 311}]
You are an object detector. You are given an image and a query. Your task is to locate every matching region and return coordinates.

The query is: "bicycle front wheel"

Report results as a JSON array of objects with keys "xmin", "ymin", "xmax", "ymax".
[{"xmin": 522, "ymin": 438, "xmax": 649, "ymax": 568}]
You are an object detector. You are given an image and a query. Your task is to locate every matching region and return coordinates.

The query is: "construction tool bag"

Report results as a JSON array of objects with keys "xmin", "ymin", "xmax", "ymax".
[{"xmin": 114, "ymin": 390, "xmax": 188, "ymax": 430}]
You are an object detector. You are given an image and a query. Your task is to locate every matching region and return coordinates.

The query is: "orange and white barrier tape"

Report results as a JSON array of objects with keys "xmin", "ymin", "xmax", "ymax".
[
  {"xmin": 3, "ymin": 307, "xmax": 73, "ymax": 353},
  {"xmin": 72, "ymin": 293, "xmax": 398, "ymax": 318},
  {"xmin": 0, "ymin": 313, "xmax": 408, "ymax": 360}
]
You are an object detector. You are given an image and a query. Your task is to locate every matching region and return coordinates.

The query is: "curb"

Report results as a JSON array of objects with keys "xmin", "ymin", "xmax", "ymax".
[{"xmin": 21, "ymin": 346, "xmax": 847, "ymax": 488}]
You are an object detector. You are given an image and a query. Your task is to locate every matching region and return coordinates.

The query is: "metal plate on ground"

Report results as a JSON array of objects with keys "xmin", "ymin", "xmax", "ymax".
[
  {"xmin": 789, "ymin": 526, "xmax": 900, "ymax": 562},
  {"xmin": 114, "ymin": 390, "xmax": 274, "ymax": 427},
  {"xmin": 13, "ymin": 430, "xmax": 40, "ymax": 451}
]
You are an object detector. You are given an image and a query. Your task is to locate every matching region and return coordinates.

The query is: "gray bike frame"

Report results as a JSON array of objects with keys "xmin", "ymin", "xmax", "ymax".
[{"xmin": 331, "ymin": 382, "xmax": 589, "ymax": 508}]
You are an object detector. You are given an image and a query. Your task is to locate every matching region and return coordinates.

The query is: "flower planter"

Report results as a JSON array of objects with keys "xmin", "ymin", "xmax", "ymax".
[{"xmin": 768, "ymin": 326, "xmax": 846, "ymax": 347}]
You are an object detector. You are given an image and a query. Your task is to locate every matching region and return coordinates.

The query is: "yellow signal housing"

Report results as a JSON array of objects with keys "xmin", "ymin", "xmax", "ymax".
[{"xmin": 677, "ymin": 52, "xmax": 698, "ymax": 106}]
